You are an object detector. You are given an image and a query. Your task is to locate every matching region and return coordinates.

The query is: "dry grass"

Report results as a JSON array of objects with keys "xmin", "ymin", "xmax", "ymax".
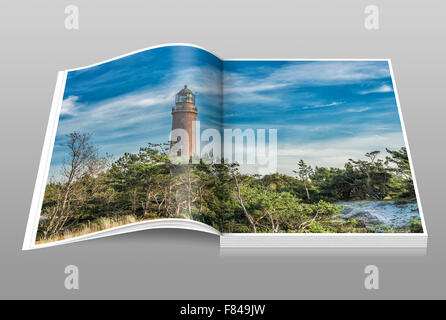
[{"xmin": 36, "ymin": 215, "xmax": 145, "ymax": 244}]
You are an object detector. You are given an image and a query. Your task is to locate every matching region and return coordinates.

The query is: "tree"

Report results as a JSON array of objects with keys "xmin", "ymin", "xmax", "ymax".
[
  {"xmin": 385, "ymin": 147, "xmax": 415, "ymax": 198},
  {"xmin": 108, "ymin": 152, "xmax": 142, "ymax": 216},
  {"xmin": 38, "ymin": 138, "xmax": 420, "ymax": 243},
  {"xmin": 231, "ymin": 165, "xmax": 257, "ymax": 233},
  {"xmin": 40, "ymin": 132, "xmax": 101, "ymax": 238},
  {"xmin": 257, "ymin": 188, "xmax": 301, "ymax": 233},
  {"xmin": 348, "ymin": 151, "xmax": 391, "ymax": 200},
  {"xmin": 138, "ymin": 143, "xmax": 170, "ymax": 217},
  {"xmin": 294, "ymin": 160, "xmax": 313, "ymax": 200}
]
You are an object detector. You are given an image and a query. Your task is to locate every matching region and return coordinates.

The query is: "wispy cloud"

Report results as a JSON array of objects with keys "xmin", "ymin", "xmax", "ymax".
[
  {"xmin": 223, "ymin": 59, "xmax": 404, "ymax": 174},
  {"xmin": 359, "ymin": 84, "xmax": 393, "ymax": 95},
  {"xmin": 223, "ymin": 61, "xmax": 391, "ymax": 109},
  {"xmin": 345, "ymin": 107, "xmax": 371, "ymax": 113},
  {"xmin": 277, "ymin": 132, "xmax": 405, "ymax": 173},
  {"xmin": 302, "ymin": 101, "xmax": 345, "ymax": 110},
  {"xmin": 60, "ymin": 96, "xmax": 80, "ymax": 116},
  {"xmin": 58, "ymin": 64, "xmax": 222, "ymax": 134},
  {"xmin": 52, "ymin": 48, "xmax": 404, "ymax": 178},
  {"xmin": 50, "ymin": 48, "xmax": 223, "ymax": 178},
  {"xmin": 224, "ymin": 61, "xmax": 391, "ymax": 94}
]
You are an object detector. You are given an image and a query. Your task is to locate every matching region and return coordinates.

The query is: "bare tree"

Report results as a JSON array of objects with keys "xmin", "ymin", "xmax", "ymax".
[
  {"xmin": 232, "ymin": 171, "xmax": 257, "ymax": 233},
  {"xmin": 40, "ymin": 132, "xmax": 99, "ymax": 239}
]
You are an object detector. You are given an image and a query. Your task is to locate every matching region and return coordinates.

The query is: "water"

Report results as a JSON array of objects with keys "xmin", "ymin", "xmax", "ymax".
[{"xmin": 336, "ymin": 200, "xmax": 420, "ymax": 230}]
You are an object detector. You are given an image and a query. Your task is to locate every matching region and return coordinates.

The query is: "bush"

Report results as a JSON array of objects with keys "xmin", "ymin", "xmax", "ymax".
[{"xmin": 409, "ymin": 219, "xmax": 423, "ymax": 233}]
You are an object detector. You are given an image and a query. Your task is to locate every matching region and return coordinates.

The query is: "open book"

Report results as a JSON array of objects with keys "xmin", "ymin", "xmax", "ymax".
[{"xmin": 23, "ymin": 44, "xmax": 427, "ymax": 250}]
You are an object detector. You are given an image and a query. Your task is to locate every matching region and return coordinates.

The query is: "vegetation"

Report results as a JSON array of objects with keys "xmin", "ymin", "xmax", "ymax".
[{"xmin": 37, "ymin": 132, "xmax": 421, "ymax": 243}]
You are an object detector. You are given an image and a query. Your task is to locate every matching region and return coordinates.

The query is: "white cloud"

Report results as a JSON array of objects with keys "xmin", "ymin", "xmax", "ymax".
[
  {"xmin": 56, "ymin": 65, "xmax": 222, "ymax": 136},
  {"xmin": 359, "ymin": 84, "xmax": 393, "ymax": 95},
  {"xmin": 223, "ymin": 61, "xmax": 391, "ymax": 108},
  {"xmin": 60, "ymin": 96, "xmax": 80, "ymax": 116},
  {"xmin": 224, "ymin": 61, "xmax": 390, "ymax": 95},
  {"xmin": 276, "ymin": 131, "xmax": 405, "ymax": 174},
  {"xmin": 345, "ymin": 107, "xmax": 371, "ymax": 113},
  {"xmin": 50, "ymin": 65, "xmax": 223, "ymax": 178},
  {"xmin": 219, "ymin": 129, "xmax": 405, "ymax": 176},
  {"xmin": 302, "ymin": 101, "xmax": 345, "ymax": 110}
]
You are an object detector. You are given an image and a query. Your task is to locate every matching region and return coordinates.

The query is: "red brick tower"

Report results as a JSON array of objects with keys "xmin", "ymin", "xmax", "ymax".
[{"xmin": 171, "ymin": 85, "xmax": 197, "ymax": 157}]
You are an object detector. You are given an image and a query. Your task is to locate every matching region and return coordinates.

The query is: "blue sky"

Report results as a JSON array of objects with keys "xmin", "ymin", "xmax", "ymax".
[
  {"xmin": 223, "ymin": 60, "xmax": 405, "ymax": 174},
  {"xmin": 48, "ymin": 45, "xmax": 406, "ymax": 178},
  {"xmin": 49, "ymin": 46, "xmax": 222, "ymax": 178}
]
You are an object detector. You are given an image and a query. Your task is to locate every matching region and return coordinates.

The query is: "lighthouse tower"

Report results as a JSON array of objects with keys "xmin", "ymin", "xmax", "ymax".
[{"xmin": 171, "ymin": 85, "xmax": 198, "ymax": 158}]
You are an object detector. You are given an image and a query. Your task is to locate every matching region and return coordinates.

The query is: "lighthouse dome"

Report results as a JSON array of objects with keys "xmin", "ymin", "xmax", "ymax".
[{"xmin": 175, "ymin": 85, "xmax": 195, "ymax": 104}]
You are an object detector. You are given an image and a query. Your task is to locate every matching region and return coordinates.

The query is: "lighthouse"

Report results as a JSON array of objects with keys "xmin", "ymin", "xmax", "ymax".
[{"xmin": 171, "ymin": 85, "xmax": 198, "ymax": 158}]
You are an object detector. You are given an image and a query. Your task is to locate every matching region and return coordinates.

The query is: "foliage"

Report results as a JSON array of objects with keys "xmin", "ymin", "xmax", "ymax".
[
  {"xmin": 37, "ymin": 133, "xmax": 420, "ymax": 241},
  {"xmin": 409, "ymin": 219, "xmax": 423, "ymax": 233}
]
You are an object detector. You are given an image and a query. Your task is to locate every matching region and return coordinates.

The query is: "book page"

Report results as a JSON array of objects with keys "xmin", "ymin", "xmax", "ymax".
[
  {"xmin": 24, "ymin": 47, "xmax": 426, "ymax": 249},
  {"xmin": 221, "ymin": 59, "xmax": 425, "ymax": 235},
  {"xmin": 25, "ymin": 44, "xmax": 223, "ymax": 248}
]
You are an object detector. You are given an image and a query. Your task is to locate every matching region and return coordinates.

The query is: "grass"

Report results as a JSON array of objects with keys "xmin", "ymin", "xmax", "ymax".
[{"xmin": 36, "ymin": 215, "xmax": 151, "ymax": 244}]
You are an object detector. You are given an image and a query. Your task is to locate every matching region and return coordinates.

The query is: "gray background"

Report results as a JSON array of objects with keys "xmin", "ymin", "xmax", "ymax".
[{"xmin": 0, "ymin": 0, "xmax": 445, "ymax": 299}]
